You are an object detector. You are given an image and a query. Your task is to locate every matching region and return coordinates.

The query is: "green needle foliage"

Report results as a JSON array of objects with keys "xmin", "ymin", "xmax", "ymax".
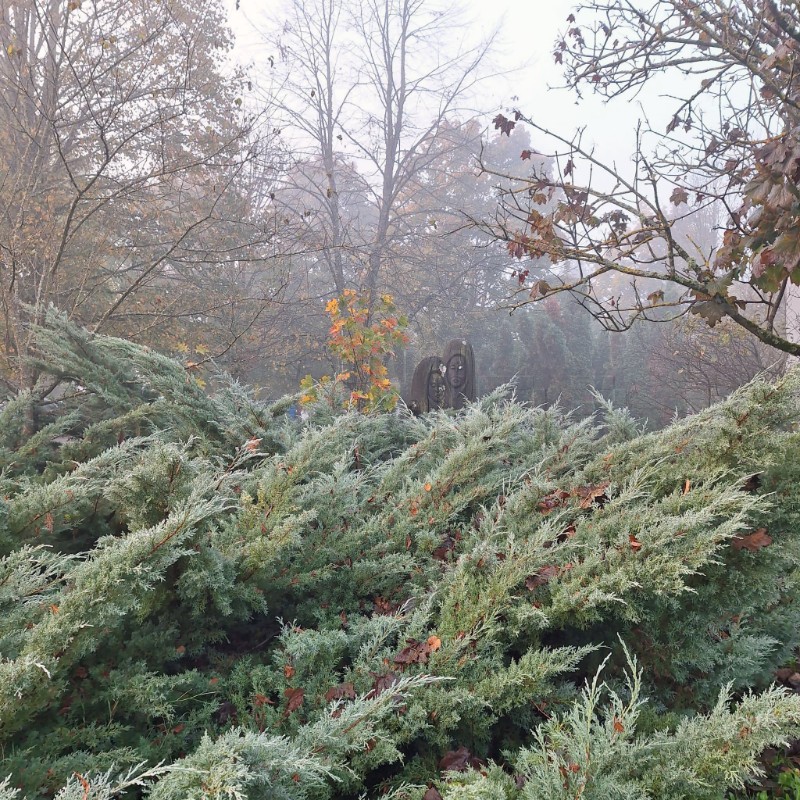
[{"xmin": 3, "ymin": 310, "xmax": 800, "ymax": 798}]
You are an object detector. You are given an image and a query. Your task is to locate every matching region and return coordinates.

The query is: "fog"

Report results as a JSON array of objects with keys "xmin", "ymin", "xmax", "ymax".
[{"xmin": 0, "ymin": 0, "xmax": 794, "ymax": 427}]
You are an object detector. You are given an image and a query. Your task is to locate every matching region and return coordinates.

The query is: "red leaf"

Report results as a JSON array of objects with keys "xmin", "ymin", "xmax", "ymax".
[
  {"xmin": 492, "ymin": 114, "xmax": 516, "ymax": 137},
  {"xmin": 537, "ymin": 489, "xmax": 570, "ymax": 514},
  {"xmin": 393, "ymin": 638, "xmax": 434, "ymax": 667},
  {"xmin": 438, "ymin": 745, "xmax": 483, "ymax": 772},
  {"xmin": 521, "ymin": 149, "xmax": 532, "ymax": 160},
  {"xmin": 731, "ymin": 528, "xmax": 772, "ymax": 552},
  {"xmin": 526, "ymin": 565, "xmax": 559, "ymax": 590},
  {"xmin": 365, "ymin": 671, "xmax": 398, "ymax": 699},
  {"xmin": 423, "ymin": 789, "xmax": 443, "ymax": 800},
  {"xmin": 670, "ymin": 187, "xmax": 689, "ymax": 206},
  {"xmin": 573, "ymin": 482, "xmax": 609, "ymax": 509},
  {"xmin": 325, "ymin": 682, "xmax": 356, "ymax": 703},
  {"xmin": 283, "ymin": 687, "xmax": 304, "ymax": 716},
  {"xmin": 628, "ymin": 534, "xmax": 642, "ymax": 551}
]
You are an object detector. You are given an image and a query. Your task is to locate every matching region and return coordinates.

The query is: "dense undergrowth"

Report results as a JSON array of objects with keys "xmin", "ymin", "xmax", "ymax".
[{"xmin": 3, "ymin": 312, "xmax": 800, "ymax": 798}]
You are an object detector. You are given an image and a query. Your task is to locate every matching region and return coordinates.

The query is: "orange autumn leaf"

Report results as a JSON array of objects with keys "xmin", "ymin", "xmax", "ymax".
[
  {"xmin": 427, "ymin": 635, "xmax": 442, "ymax": 651},
  {"xmin": 629, "ymin": 534, "xmax": 642, "ymax": 551}
]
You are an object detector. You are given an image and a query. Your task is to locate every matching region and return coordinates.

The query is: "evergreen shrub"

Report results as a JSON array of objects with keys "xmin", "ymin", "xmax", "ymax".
[{"xmin": 2, "ymin": 311, "xmax": 800, "ymax": 798}]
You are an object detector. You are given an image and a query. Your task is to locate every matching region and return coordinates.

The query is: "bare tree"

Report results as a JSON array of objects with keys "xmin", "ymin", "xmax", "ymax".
[
  {"xmin": 642, "ymin": 315, "xmax": 783, "ymax": 416},
  {"xmin": 484, "ymin": 0, "xmax": 800, "ymax": 357},
  {"xmin": 265, "ymin": 0, "xmax": 495, "ymax": 312}
]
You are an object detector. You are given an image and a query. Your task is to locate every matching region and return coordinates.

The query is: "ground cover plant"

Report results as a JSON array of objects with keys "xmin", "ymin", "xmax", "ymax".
[{"xmin": 3, "ymin": 312, "xmax": 800, "ymax": 799}]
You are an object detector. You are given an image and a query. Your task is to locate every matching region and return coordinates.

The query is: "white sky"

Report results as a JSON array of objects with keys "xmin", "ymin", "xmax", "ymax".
[{"xmin": 226, "ymin": 0, "xmax": 667, "ymax": 171}]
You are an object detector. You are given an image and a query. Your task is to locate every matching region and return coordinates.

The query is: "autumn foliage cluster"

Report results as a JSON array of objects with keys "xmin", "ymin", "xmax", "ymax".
[
  {"xmin": 300, "ymin": 291, "xmax": 409, "ymax": 412},
  {"xmin": 4, "ymin": 314, "xmax": 800, "ymax": 799}
]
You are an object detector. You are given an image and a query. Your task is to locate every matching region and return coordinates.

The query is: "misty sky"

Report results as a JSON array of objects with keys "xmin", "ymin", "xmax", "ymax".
[{"xmin": 228, "ymin": 0, "xmax": 666, "ymax": 169}]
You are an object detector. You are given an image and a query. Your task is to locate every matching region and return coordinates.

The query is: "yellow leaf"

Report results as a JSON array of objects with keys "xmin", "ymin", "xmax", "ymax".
[{"xmin": 175, "ymin": 342, "xmax": 189, "ymax": 353}]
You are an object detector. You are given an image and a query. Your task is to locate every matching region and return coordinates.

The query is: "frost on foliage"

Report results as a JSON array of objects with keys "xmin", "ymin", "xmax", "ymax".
[
  {"xmin": 3, "ymin": 316, "xmax": 800, "ymax": 798},
  {"xmin": 442, "ymin": 647, "xmax": 800, "ymax": 800}
]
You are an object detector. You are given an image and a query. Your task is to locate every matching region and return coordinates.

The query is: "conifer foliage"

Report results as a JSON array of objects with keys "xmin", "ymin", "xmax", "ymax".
[{"xmin": 3, "ymin": 311, "xmax": 800, "ymax": 798}]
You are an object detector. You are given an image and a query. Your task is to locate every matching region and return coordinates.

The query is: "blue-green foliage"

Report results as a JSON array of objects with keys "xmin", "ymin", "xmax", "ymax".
[{"xmin": 2, "ymin": 312, "xmax": 800, "ymax": 798}]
